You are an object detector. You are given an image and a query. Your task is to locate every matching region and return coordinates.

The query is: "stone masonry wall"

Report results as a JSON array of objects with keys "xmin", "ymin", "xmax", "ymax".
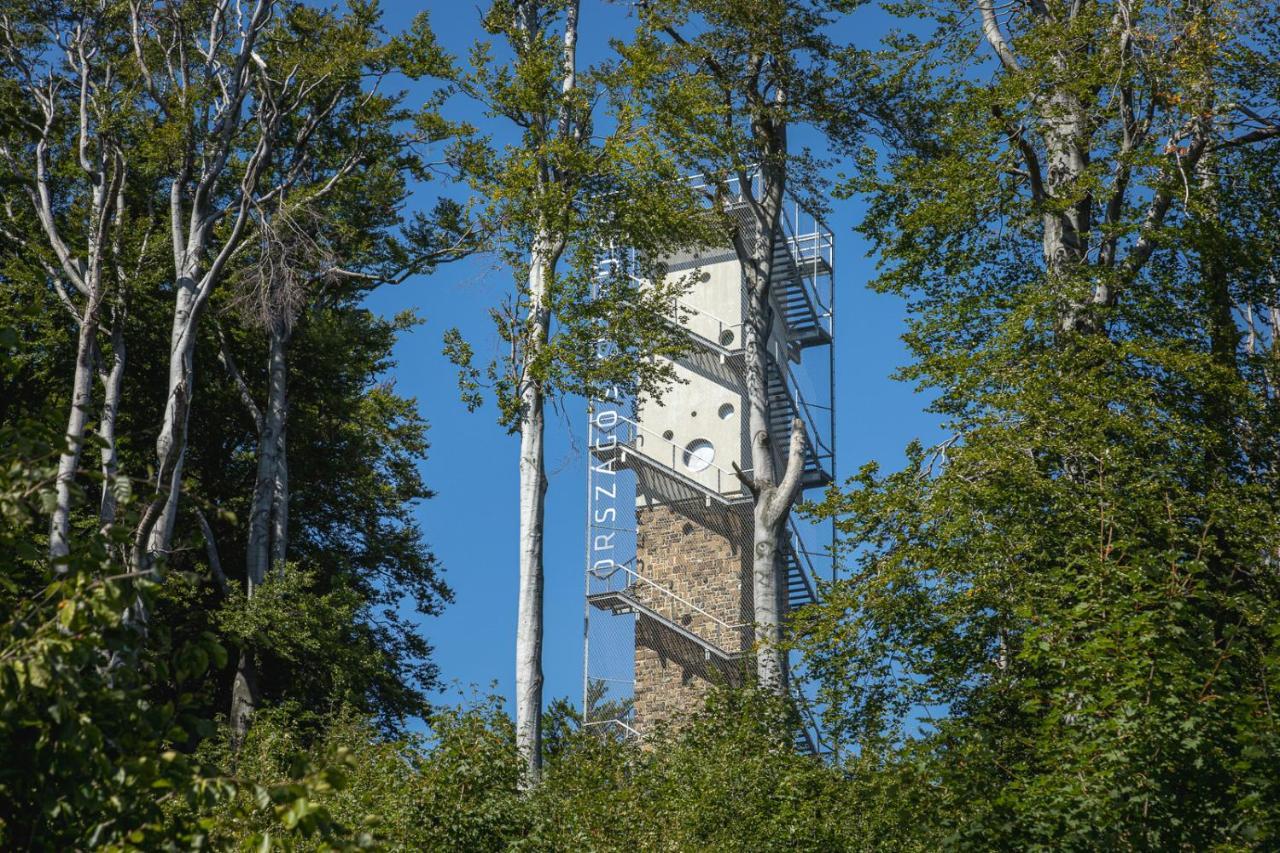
[{"xmin": 632, "ymin": 501, "xmax": 752, "ymax": 733}]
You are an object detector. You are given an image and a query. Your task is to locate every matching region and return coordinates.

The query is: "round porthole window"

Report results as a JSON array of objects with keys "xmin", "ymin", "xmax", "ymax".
[
  {"xmin": 719, "ymin": 329, "xmax": 736, "ymax": 346},
  {"xmin": 682, "ymin": 439, "xmax": 715, "ymax": 472},
  {"xmin": 718, "ymin": 403, "xmax": 735, "ymax": 420}
]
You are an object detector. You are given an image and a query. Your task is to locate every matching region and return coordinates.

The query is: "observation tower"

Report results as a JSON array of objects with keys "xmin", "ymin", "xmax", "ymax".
[{"xmin": 584, "ymin": 180, "xmax": 835, "ymax": 748}]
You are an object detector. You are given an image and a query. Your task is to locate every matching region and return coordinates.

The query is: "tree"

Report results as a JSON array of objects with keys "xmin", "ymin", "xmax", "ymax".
[
  {"xmin": 632, "ymin": 0, "xmax": 858, "ymax": 692},
  {"xmin": 0, "ymin": 1, "xmax": 155, "ymax": 559},
  {"xmin": 0, "ymin": 372, "xmax": 360, "ymax": 850},
  {"xmin": 798, "ymin": 0, "xmax": 1280, "ymax": 843},
  {"xmin": 446, "ymin": 0, "xmax": 713, "ymax": 782},
  {"xmin": 207, "ymin": 0, "xmax": 471, "ymax": 746},
  {"xmin": 0, "ymin": 0, "xmax": 462, "ymax": 752}
]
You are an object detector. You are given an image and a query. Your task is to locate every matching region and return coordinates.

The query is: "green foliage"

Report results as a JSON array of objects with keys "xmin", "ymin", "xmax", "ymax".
[
  {"xmin": 188, "ymin": 688, "xmax": 897, "ymax": 852},
  {"xmin": 442, "ymin": 0, "xmax": 718, "ymax": 430},
  {"xmin": 628, "ymin": 0, "xmax": 863, "ymax": 220},
  {"xmin": 194, "ymin": 698, "xmax": 525, "ymax": 850},
  {"xmin": 797, "ymin": 0, "xmax": 1280, "ymax": 847},
  {"xmin": 0, "ymin": 411, "xmax": 363, "ymax": 850}
]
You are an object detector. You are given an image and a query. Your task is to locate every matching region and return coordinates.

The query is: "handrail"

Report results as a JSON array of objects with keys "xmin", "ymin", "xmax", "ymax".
[
  {"xmin": 622, "ymin": 269, "xmax": 748, "ymax": 350},
  {"xmin": 779, "ymin": 206, "xmax": 834, "ymax": 320},
  {"xmin": 583, "ymin": 718, "xmax": 643, "ymax": 739},
  {"xmin": 769, "ymin": 355, "xmax": 834, "ymax": 462},
  {"xmin": 590, "ymin": 562, "xmax": 751, "ymax": 636},
  {"xmin": 593, "ymin": 411, "xmax": 754, "ymax": 497},
  {"xmin": 786, "ymin": 518, "xmax": 820, "ymax": 598},
  {"xmin": 672, "ymin": 296, "xmax": 745, "ymax": 345}
]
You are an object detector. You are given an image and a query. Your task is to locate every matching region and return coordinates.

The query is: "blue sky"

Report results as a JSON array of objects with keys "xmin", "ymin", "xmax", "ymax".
[{"xmin": 362, "ymin": 1, "xmax": 944, "ymax": 715}]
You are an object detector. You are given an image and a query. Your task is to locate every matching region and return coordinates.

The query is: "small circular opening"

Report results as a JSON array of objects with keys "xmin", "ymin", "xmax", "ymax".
[
  {"xmin": 662, "ymin": 429, "xmax": 674, "ymax": 441},
  {"xmin": 719, "ymin": 329, "xmax": 736, "ymax": 346},
  {"xmin": 682, "ymin": 438, "xmax": 715, "ymax": 472},
  {"xmin": 718, "ymin": 403, "xmax": 735, "ymax": 420}
]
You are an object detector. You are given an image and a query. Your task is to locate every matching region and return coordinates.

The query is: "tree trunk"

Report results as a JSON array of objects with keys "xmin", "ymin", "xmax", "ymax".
[
  {"xmin": 147, "ymin": 261, "xmax": 202, "ymax": 565},
  {"xmin": 49, "ymin": 303, "xmax": 101, "ymax": 561},
  {"xmin": 245, "ymin": 327, "xmax": 289, "ymax": 591},
  {"xmin": 510, "ymin": 0, "xmax": 576, "ymax": 787},
  {"xmin": 733, "ymin": 157, "xmax": 808, "ymax": 695},
  {"xmin": 230, "ymin": 322, "xmax": 290, "ymax": 744},
  {"xmin": 271, "ymin": 419, "xmax": 289, "ymax": 570},
  {"xmin": 1041, "ymin": 87, "xmax": 1093, "ymax": 329},
  {"xmin": 515, "ymin": 241, "xmax": 551, "ymax": 786},
  {"xmin": 230, "ymin": 650, "xmax": 259, "ymax": 749},
  {"xmin": 47, "ymin": 172, "xmax": 114, "ymax": 560},
  {"xmin": 97, "ymin": 310, "xmax": 126, "ymax": 527}
]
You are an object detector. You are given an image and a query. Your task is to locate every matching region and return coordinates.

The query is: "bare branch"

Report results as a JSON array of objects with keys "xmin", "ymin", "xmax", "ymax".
[
  {"xmin": 774, "ymin": 418, "xmax": 807, "ymax": 516},
  {"xmin": 978, "ymin": 0, "xmax": 1022, "ymax": 72},
  {"xmin": 194, "ymin": 506, "xmax": 230, "ymax": 596},
  {"xmin": 215, "ymin": 320, "xmax": 264, "ymax": 433}
]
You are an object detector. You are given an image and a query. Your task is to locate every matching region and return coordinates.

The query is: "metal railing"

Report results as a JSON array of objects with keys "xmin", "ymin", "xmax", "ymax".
[
  {"xmin": 592, "ymin": 410, "xmax": 754, "ymax": 500},
  {"xmin": 770, "ymin": 355, "xmax": 834, "ymax": 469},
  {"xmin": 671, "ymin": 297, "xmax": 747, "ymax": 353},
  {"xmin": 680, "ymin": 169, "xmax": 833, "ymax": 332},
  {"xmin": 589, "ymin": 560, "xmax": 750, "ymax": 640},
  {"xmin": 787, "ymin": 517, "xmax": 821, "ymax": 587},
  {"xmin": 583, "ymin": 718, "xmax": 643, "ymax": 740}
]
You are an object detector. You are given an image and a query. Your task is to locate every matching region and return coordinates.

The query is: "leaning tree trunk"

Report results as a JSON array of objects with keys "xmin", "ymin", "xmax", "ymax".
[
  {"xmin": 515, "ymin": 240, "xmax": 551, "ymax": 786},
  {"xmin": 231, "ymin": 322, "xmax": 290, "ymax": 746},
  {"xmin": 50, "ymin": 295, "xmax": 103, "ymax": 561},
  {"xmin": 46, "ymin": 169, "xmax": 115, "ymax": 560}
]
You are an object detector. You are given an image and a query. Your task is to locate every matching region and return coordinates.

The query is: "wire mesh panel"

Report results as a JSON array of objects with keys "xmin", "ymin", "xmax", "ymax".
[{"xmin": 583, "ymin": 388, "xmax": 642, "ymax": 736}]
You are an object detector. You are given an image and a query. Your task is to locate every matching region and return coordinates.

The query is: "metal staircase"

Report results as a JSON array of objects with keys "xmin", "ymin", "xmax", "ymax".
[
  {"xmin": 770, "ymin": 236, "xmax": 831, "ymax": 349},
  {"xmin": 590, "ymin": 419, "xmax": 753, "ymax": 510},
  {"xmin": 722, "ymin": 199, "xmax": 831, "ymax": 350},
  {"xmin": 794, "ymin": 724, "xmax": 818, "ymax": 754},
  {"xmin": 766, "ymin": 358, "xmax": 833, "ymax": 489},
  {"xmin": 783, "ymin": 537, "xmax": 816, "ymax": 611},
  {"xmin": 587, "ymin": 587, "xmax": 744, "ymax": 673}
]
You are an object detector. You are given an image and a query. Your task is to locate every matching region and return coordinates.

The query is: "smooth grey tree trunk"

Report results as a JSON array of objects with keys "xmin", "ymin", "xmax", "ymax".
[
  {"xmin": 9, "ymin": 24, "xmax": 121, "ymax": 562},
  {"xmin": 246, "ymin": 328, "xmax": 289, "ymax": 591},
  {"xmin": 512, "ymin": 0, "xmax": 577, "ymax": 786},
  {"xmin": 96, "ymin": 312, "xmax": 126, "ymax": 527},
  {"xmin": 730, "ymin": 151, "xmax": 807, "ymax": 694},
  {"xmin": 271, "ymin": 420, "xmax": 289, "ymax": 568},
  {"xmin": 738, "ymin": 209, "xmax": 807, "ymax": 693},
  {"xmin": 50, "ymin": 302, "xmax": 102, "ymax": 561},
  {"xmin": 45, "ymin": 166, "xmax": 115, "ymax": 560},
  {"xmin": 148, "ymin": 269, "xmax": 202, "ymax": 562},
  {"xmin": 231, "ymin": 322, "xmax": 290, "ymax": 745},
  {"xmin": 515, "ymin": 244, "xmax": 551, "ymax": 785}
]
